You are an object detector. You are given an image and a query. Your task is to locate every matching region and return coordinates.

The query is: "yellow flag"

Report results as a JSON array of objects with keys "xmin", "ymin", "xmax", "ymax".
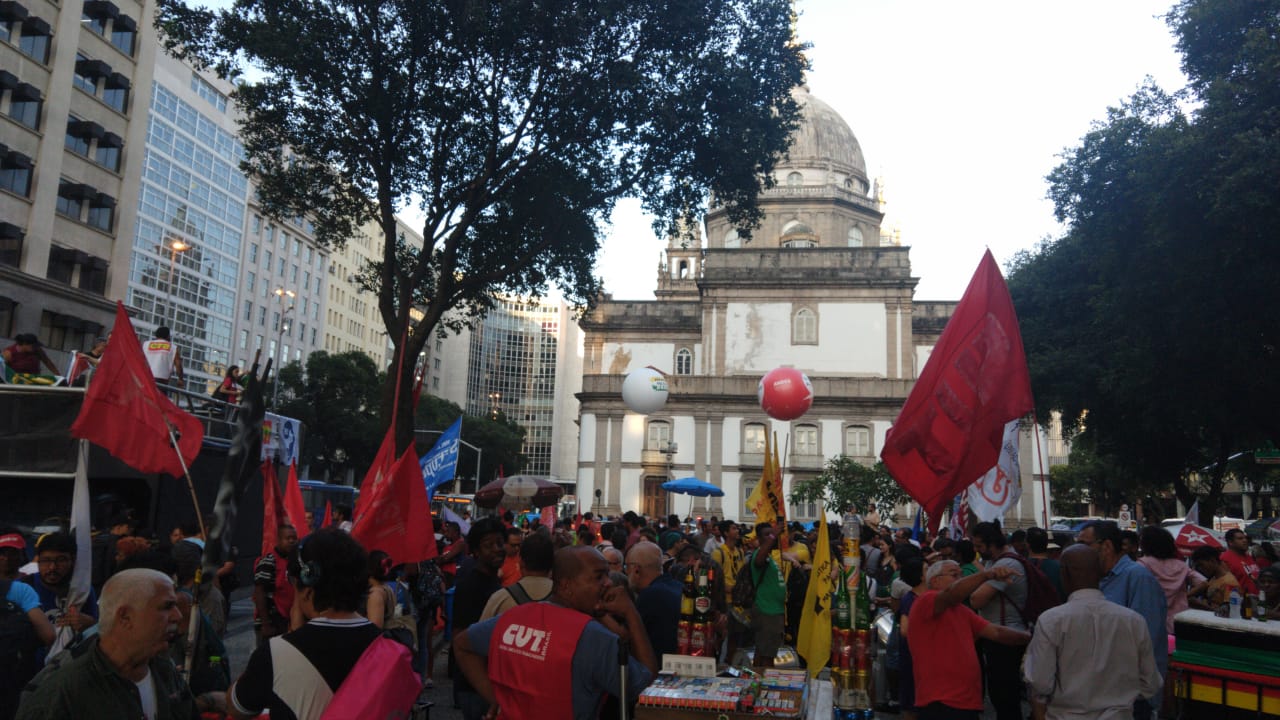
[
  {"xmin": 747, "ymin": 433, "xmax": 774, "ymax": 523},
  {"xmin": 796, "ymin": 515, "xmax": 834, "ymax": 677}
]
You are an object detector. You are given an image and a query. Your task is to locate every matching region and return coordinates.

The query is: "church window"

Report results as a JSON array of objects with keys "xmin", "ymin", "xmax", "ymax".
[
  {"xmin": 678, "ymin": 260, "xmax": 689, "ymax": 279},
  {"xmin": 781, "ymin": 220, "xmax": 816, "ymax": 248},
  {"xmin": 647, "ymin": 420, "xmax": 671, "ymax": 451},
  {"xmin": 848, "ymin": 227, "xmax": 864, "ymax": 247},
  {"xmin": 783, "ymin": 238, "xmax": 816, "ymax": 248},
  {"xmin": 743, "ymin": 422, "xmax": 766, "ymax": 454},
  {"xmin": 792, "ymin": 307, "xmax": 817, "ymax": 345},
  {"xmin": 787, "ymin": 171, "xmax": 803, "ymax": 187},
  {"xmin": 723, "ymin": 229, "xmax": 741, "ymax": 248},
  {"xmin": 794, "ymin": 424, "xmax": 819, "ymax": 456},
  {"xmin": 675, "ymin": 348, "xmax": 692, "ymax": 375},
  {"xmin": 844, "ymin": 425, "xmax": 871, "ymax": 457}
]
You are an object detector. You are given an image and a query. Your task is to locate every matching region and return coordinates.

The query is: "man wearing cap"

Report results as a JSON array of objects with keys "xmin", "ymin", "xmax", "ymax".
[
  {"xmin": 2, "ymin": 333, "xmax": 59, "ymax": 377},
  {"xmin": 24, "ymin": 533, "xmax": 98, "ymax": 662},
  {"xmin": 0, "ymin": 529, "xmax": 56, "ymax": 719},
  {"xmin": 143, "ymin": 326, "xmax": 184, "ymax": 390}
]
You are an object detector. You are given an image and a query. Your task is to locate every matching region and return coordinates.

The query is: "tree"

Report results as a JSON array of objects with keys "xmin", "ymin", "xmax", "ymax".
[
  {"xmin": 789, "ymin": 457, "xmax": 912, "ymax": 525},
  {"xmin": 158, "ymin": 0, "xmax": 808, "ymax": 452},
  {"xmin": 1008, "ymin": 0, "xmax": 1280, "ymax": 521},
  {"xmin": 414, "ymin": 394, "xmax": 525, "ymax": 492},
  {"xmin": 275, "ymin": 351, "xmax": 384, "ymax": 481}
]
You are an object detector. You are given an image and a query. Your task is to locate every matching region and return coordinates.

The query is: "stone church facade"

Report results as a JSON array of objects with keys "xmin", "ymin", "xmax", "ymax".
[{"xmin": 575, "ymin": 87, "xmax": 963, "ymax": 522}]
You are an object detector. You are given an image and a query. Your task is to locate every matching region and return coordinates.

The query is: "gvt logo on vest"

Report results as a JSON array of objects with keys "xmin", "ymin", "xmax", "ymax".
[{"xmin": 498, "ymin": 623, "xmax": 553, "ymax": 661}]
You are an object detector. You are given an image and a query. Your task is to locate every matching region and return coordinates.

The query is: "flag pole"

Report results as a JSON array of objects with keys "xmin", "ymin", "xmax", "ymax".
[
  {"xmin": 1032, "ymin": 411, "xmax": 1050, "ymax": 528},
  {"xmin": 167, "ymin": 424, "xmax": 206, "ymax": 684}
]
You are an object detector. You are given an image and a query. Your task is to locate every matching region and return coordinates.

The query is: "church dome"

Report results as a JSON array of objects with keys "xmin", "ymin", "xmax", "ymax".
[{"xmin": 783, "ymin": 86, "xmax": 867, "ymax": 180}]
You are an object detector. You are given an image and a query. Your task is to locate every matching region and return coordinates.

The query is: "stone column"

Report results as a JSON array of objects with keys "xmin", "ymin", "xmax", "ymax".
[{"xmin": 709, "ymin": 416, "xmax": 725, "ymax": 516}]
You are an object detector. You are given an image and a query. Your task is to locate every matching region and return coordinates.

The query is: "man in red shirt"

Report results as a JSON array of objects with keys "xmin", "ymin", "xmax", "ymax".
[
  {"xmin": 907, "ymin": 560, "xmax": 1031, "ymax": 720},
  {"xmin": 1221, "ymin": 529, "xmax": 1260, "ymax": 595}
]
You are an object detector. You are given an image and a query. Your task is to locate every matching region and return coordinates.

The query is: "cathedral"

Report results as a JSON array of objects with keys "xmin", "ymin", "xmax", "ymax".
[{"xmin": 575, "ymin": 87, "xmax": 961, "ymax": 522}]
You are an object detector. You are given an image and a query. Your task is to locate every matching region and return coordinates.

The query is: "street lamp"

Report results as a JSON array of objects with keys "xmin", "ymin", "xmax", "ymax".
[
  {"xmin": 272, "ymin": 287, "xmax": 296, "ymax": 410},
  {"xmin": 166, "ymin": 238, "xmax": 190, "ymax": 328},
  {"xmin": 415, "ymin": 429, "xmax": 483, "ymax": 494}
]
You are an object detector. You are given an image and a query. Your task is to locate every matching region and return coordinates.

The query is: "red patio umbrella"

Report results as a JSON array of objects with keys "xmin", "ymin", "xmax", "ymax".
[
  {"xmin": 474, "ymin": 475, "xmax": 563, "ymax": 510},
  {"xmin": 1163, "ymin": 522, "xmax": 1225, "ymax": 558}
]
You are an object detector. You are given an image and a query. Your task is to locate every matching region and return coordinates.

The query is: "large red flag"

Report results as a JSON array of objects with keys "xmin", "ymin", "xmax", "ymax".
[
  {"xmin": 352, "ymin": 446, "xmax": 438, "ymax": 566},
  {"xmin": 260, "ymin": 460, "xmax": 287, "ymax": 558},
  {"xmin": 284, "ymin": 461, "xmax": 309, "ymax": 538},
  {"xmin": 880, "ymin": 250, "xmax": 1033, "ymax": 531},
  {"xmin": 69, "ymin": 302, "xmax": 203, "ymax": 477},
  {"xmin": 352, "ymin": 426, "xmax": 396, "ymax": 527},
  {"xmin": 321, "ymin": 500, "xmax": 333, "ymax": 529}
]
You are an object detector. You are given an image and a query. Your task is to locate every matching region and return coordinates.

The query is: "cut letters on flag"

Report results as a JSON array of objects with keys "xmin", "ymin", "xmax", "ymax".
[
  {"xmin": 880, "ymin": 250, "xmax": 1033, "ymax": 531},
  {"xmin": 966, "ymin": 419, "xmax": 1021, "ymax": 523},
  {"xmin": 796, "ymin": 516, "xmax": 834, "ymax": 677},
  {"xmin": 352, "ymin": 446, "xmax": 438, "ymax": 567},
  {"xmin": 70, "ymin": 302, "xmax": 203, "ymax": 477},
  {"xmin": 420, "ymin": 417, "xmax": 462, "ymax": 494}
]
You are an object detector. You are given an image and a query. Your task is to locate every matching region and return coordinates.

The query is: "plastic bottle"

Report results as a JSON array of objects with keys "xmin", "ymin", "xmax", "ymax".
[{"xmin": 1229, "ymin": 588, "xmax": 1242, "ymax": 619}]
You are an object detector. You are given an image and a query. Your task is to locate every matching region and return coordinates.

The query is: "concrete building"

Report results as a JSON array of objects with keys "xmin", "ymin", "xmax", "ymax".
[
  {"xmin": 1, "ymin": 0, "xmax": 154, "ymax": 362},
  {"xmin": 231, "ymin": 195, "xmax": 328, "ymax": 377},
  {"xmin": 423, "ymin": 295, "xmax": 584, "ymax": 482},
  {"xmin": 321, "ymin": 219, "xmax": 422, "ymax": 370},
  {"xmin": 576, "ymin": 87, "xmax": 964, "ymax": 522}
]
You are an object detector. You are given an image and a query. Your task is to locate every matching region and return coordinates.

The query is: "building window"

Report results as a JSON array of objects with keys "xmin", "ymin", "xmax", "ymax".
[
  {"xmin": 78, "ymin": 257, "xmax": 108, "ymax": 294},
  {"xmin": 646, "ymin": 420, "xmax": 671, "ymax": 451},
  {"xmin": 46, "ymin": 246, "xmax": 77, "ymax": 284},
  {"xmin": 238, "ymin": 329, "xmax": 248, "ymax": 350},
  {"xmin": 7, "ymin": 84, "xmax": 42, "ymax": 129},
  {"xmin": 17, "ymin": 16, "xmax": 51, "ymax": 63},
  {"xmin": 794, "ymin": 424, "xmax": 819, "ymax": 456},
  {"xmin": 94, "ymin": 133, "xmax": 123, "ymax": 172},
  {"xmin": 793, "ymin": 307, "xmax": 817, "ymax": 345},
  {"xmin": 675, "ymin": 347, "xmax": 692, "ymax": 375},
  {"xmin": 844, "ymin": 425, "xmax": 871, "ymax": 457},
  {"xmin": 73, "ymin": 55, "xmax": 103, "ymax": 94},
  {"xmin": 786, "ymin": 171, "xmax": 803, "ymax": 187},
  {"xmin": 86, "ymin": 193, "xmax": 116, "ymax": 232},
  {"xmin": 250, "ymin": 243, "xmax": 258, "ymax": 262},
  {"xmin": 743, "ymin": 422, "xmax": 766, "ymax": 454},
  {"xmin": 109, "ymin": 15, "xmax": 137, "ymax": 55},
  {"xmin": 246, "ymin": 271, "xmax": 255, "ymax": 294},
  {"xmin": 56, "ymin": 183, "xmax": 89, "ymax": 221},
  {"xmin": 64, "ymin": 117, "xmax": 93, "ymax": 156},
  {"xmin": 848, "ymin": 227, "xmax": 864, "ymax": 247},
  {"xmin": 243, "ymin": 300, "xmax": 252, "ymax": 321},
  {"xmin": 264, "ymin": 250, "xmax": 272, "ymax": 269},
  {"xmin": 0, "ymin": 223, "xmax": 23, "ymax": 267},
  {"xmin": 723, "ymin": 229, "xmax": 741, "ymax": 249},
  {"xmin": 258, "ymin": 306, "xmax": 266, "ymax": 326},
  {"xmin": 0, "ymin": 151, "xmax": 34, "ymax": 197},
  {"xmin": 81, "ymin": 0, "xmax": 115, "ymax": 35},
  {"xmin": 102, "ymin": 73, "xmax": 130, "ymax": 113}
]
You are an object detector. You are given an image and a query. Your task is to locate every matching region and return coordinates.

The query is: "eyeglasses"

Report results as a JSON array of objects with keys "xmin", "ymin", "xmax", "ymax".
[{"xmin": 37, "ymin": 556, "xmax": 72, "ymax": 567}]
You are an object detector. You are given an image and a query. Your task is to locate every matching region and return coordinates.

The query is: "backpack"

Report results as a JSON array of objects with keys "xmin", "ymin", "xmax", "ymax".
[
  {"xmin": 0, "ymin": 579, "xmax": 42, "ymax": 710},
  {"xmin": 731, "ymin": 551, "xmax": 763, "ymax": 611},
  {"xmin": 320, "ymin": 636, "xmax": 421, "ymax": 720},
  {"xmin": 996, "ymin": 551, "xmax": 1062, "ymax": 627},
  {"xmin": 505, "ymin": 581, "xmax": 551, "ymax": 606},
  {"xmin": 412, "ymin": 560, "xmax": 445, "ymax": 610}
]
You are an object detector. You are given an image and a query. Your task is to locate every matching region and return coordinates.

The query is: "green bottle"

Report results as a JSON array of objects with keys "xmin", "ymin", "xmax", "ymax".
[
  {"xmin": 853, "ymin": 574, "xmax": 872, "ymax": 630},
  {"xmin": 833, "ymin": 567, "xmax": 852, "ymax": 630}
]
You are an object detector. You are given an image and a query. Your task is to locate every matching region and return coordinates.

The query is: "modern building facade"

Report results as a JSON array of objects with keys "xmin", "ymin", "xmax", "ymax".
[
  {"xmin": 423, "ymin": 295, "xmax": 584, "ymax": 482},
  {"xmin": 573, "ymin": 87, "xmax": 1053, "ymax": 523},
  {"xmin": 1, "ymin": 0, "xmax": 155, "ymax": 365}
]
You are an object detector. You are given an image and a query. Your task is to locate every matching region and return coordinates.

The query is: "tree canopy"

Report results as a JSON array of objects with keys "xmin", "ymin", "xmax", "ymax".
[
  {"xmin": 1007, "ymin": 0, "xmax": 1280, "ymax": 520},
  {"xmin": 158, "ymin": 0, "xmax": 808, "ymax": 451},
  {"xmin": 788, "ymin": 457, "xmax": 912, "ymax": 525},
  {"xmin": 414, "ymin": 394, "xmax": 525, "ymax": 492},
  {"xmin": 276, "ymin": 351, "xmax": 385, "ymax": 481}
]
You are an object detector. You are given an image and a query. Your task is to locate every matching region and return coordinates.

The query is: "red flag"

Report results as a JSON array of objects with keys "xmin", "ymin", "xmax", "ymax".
[
  {"xmin": 260, "ymin": 460, "xmax": 287, "ymax": 558},
  {"xmin": 322, "ymin": 500, "xmax": 333, "ymax": 529},
  {"xmin": 353, "ymin": 426, "xmax": 396, "ymax": 527},
  {"xmin": 69, "ymin": 302, "xmax": 203, "ymax": 476},
  {"xmin": 352, "ymin": 446, "xmax": 438, "ymax": 566},
  {"xmin": 284, "ymin": 461, "xmax": 309, "ymax": 538},
  {"xmin": 880, "ymin": 250, "xmax": 1033, "ymax": 531}
]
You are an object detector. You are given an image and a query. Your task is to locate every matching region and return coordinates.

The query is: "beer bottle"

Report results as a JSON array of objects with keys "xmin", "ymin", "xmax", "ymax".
[
  {"xmin": 833, "ymin": 567, "xmax": 852, "ymax": 630},
  {"xmin": 678, "ymin": 567, "xmax": 695, "ymax": 654},
  {"xmin": 1258, "ymin": 590, "xmax": 1268, "ymax": 622},
  {"xmin": 853, "ymin": 573, "xmax": 872, "ymax": 630}
]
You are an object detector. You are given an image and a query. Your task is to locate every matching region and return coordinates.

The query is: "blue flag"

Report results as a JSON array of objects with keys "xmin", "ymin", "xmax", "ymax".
[
  {"xmin": 911, "ymin": 507, "xmax": 922, "ymax": 542},
  {"xmin": 420, "ymin": 417, "xmax": 462, "ymax": 493}
]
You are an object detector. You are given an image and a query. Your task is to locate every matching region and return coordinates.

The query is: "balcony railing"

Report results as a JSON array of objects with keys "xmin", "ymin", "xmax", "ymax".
[{"xmin": 789, "ymin": 453, "xmax": 825, "ymax": 471}]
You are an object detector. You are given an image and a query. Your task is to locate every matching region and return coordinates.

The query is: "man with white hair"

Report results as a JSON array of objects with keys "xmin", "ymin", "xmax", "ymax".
[
  {"xmin": 600, "ymin": 546, "xmax": 624, "ymax": 574},
  {"xmin": 17, "ymin": 568, "xmax": 199, "ymax": 720},
  {"xmin": 907, "ymin": 560, "xmax": 1032, "ymax": 720}
]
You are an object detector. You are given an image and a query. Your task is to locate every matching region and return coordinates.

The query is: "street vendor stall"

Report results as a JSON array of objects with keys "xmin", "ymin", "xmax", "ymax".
[
  {"xmin": 634, "ymin": 667, "xmax": 836, "ymax": 720},
  {"xmin": 1170, "ymin": 609, "xmax": 1280, "ymax": 719}
]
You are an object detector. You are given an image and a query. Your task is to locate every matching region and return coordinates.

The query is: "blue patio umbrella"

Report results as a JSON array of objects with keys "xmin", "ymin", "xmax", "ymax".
[{"xmin": 662, "ymin": 477, "xmax": 724, "ymax": 518}]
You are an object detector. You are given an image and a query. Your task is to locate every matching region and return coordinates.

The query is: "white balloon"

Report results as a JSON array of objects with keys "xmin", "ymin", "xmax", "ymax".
[{"xmin": 622, "ymin": 368, "xmax": 669, "ymax": 414}]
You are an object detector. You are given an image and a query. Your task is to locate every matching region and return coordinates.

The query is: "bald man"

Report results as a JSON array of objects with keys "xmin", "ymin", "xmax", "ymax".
[
  {"xmin": 627, "ymin": 541, "xmax": 682, "ymax": 658},
  {"xmin": 18, "ymin": 568, "xmax": 201, "ymax": 720},
  {"xmin": 1024, "ymin": 545, "xmax": 1161, "ymax": 720},
  {"xmin": 454, "ymin": 546, "xmax": 657, "ymax": 720}
]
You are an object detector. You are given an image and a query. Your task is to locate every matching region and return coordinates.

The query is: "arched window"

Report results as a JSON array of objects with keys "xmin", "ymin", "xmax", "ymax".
[
  {"xmin": 793, "ymin": 307, "xmax": 817, "ymax": 344},
  {"xmin": 675, "ymin": 348, "xmax": 692, "ymax": 375},
  {"xmin": 678, "ymin": 260, "xmax": 689, "ymax": 278},
  {"xmin": 847, "ymin": 227, "xmax": 864, "ymax": 247},
  {"xmin": 787, "ymin": 171, "xmax": 803, "ymax": 187},
  {"xmin": 783, "ymin": 238, "xmax": 816, "ymax": 248},
  {"xmin": 781, "ymin": 220, "xmax": 816, "ymax": 248},
  {"xmin": 647, "ymin": 420, "xmax": 671, "ymax": 451},
  {"xmin": 723, "ymin": 229, "xmax": 741, "ymax": 248},
  {"xmin": 844, "ymin": 425, "xmax": 871, "ymax": 457}
]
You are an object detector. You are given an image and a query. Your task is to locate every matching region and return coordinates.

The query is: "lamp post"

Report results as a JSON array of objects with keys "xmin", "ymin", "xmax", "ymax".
[
  {"xmin": 415, "ymin": 429, "xmax": 483, "ymax": 494},
  {"xmin": 166, "ymin": 238, "xmax": 190, "ymax": 328},
  {"xmin": 272, "ymin": 287, "xmax": 296, "ymax": 410}
]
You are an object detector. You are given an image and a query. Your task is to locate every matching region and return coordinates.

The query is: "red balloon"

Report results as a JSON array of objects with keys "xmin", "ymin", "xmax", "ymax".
[{"xmin": 758, "ymin": 367, "xmax": 813, "ymax": 421}]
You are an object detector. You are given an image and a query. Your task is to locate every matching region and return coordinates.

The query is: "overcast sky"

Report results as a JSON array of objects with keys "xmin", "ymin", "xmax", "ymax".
[{"xmin": 594, "ymin": 0, "xmax": 1189, "ymax": 301}]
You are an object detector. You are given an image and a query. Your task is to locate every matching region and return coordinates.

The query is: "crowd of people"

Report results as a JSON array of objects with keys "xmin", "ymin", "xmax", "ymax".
[{"xmin": 2, "ymin": 505, "xmax": 1278, "ymax": 720}]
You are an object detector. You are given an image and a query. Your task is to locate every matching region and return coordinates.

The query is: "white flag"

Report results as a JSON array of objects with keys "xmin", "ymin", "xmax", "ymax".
[
  {"xmin": 441, "ymin": 506, "xmax": 471, "ymax": 536},
  {"xmin": 966, "ymin": 420, "xmax": 1022, "ymax": 523},
  {"xmin": 1184, "ymin": 500, "xmax": 1200, "ymax": 526},
  {"xmin": 49, "ymin": 440, "xmax": 94, "ymax": 659}
]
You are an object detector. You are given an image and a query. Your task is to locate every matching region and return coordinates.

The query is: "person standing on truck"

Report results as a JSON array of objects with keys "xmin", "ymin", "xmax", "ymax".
[{"xmin": 143, "ymin": 326, "xmax": 184, "ymax": 392}]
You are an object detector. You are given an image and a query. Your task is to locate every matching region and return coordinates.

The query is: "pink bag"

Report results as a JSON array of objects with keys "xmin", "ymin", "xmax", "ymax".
[{"xmin": 320, "ymin": 636, "xmax": 422, "ymax": 720}]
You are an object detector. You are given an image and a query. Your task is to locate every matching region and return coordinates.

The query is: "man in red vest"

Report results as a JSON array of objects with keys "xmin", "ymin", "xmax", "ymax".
[
  {"xmin": 253, "ymin": 524, "xmax": 298, "ymax": 644},
  {"xmin": 454, "ymin": 545, "xmax": 657, "ymax": 720}
]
